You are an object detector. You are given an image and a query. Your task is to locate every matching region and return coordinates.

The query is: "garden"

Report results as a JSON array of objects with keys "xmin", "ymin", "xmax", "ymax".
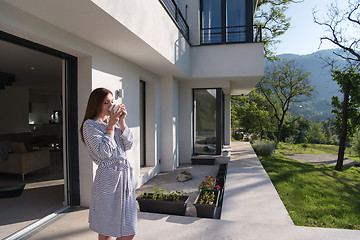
[
  {"xmin": 252, "ymin": 141, "xmax": 360, "ymax": 230},
  {"xmin": 136, "ymin": 164, "xmax": 227, "ymax": 219}
]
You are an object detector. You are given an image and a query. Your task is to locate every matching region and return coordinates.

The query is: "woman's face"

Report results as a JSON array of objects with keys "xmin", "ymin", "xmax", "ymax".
[{"xmin": 99, "ymin": 93, "xmax": 114, "ymax": 118}]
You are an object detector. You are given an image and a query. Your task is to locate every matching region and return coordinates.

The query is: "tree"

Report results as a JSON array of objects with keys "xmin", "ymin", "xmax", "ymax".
[
  {"xmin": 322, "ymin": 117, "xmax": 338, "ymax": 145},
  {"xmin": 330, "ymin": 67, "xmax": 360, "ymax": 171},
  {"xmin": 308, "ymin": 121, "xmax": 327, "ymax": 144},
  {"xmin": 231, "ymin": 90, "xmax": 276, "ymax": 140},
  {"xmin": 314, "ymin": 0, "xmax": 360, "ymax": 170},
  {"xmin": 281, "ymin": 115, "xmax": 312, "ymax": 143},
  {"xmin": 257, "ymin": 60, "xmax": 314, "ymax": 143},
  {"xmin": 313, "ymin": 0, "xmax": 360, "ymax": 67},
  {"xmin": 255, "ymin": 0, "xmax": 302, "ymax": 59}
]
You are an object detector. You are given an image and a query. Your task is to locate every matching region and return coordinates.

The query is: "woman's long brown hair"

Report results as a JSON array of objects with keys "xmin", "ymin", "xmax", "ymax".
[{"xmin": 80, "ymin": 88, "xmax": 113, "ymax": 142}]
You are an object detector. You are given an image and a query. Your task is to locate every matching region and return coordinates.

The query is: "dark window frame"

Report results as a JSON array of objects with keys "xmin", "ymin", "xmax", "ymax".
[
  {"xmin": 140, "ymin": 80, "xmax": 146, "ymax": 167},
  {"xmin": 0, "ymin": 30, "xmax": 80, "ymax": 206},
  {"xmin": 200, "ymin": 0, "xmax": 255, "ymax": 45}
]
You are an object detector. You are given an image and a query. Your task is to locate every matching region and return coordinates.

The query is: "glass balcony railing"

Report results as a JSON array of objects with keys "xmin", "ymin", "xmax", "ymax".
[
  {"xmin": 159, "ymin": 0, "xmax": 189, "ymax": 42},
  {"xmin": 201, "ymin": 25, "xmax": 262, "ymax": 45},
  {"xmin": 158, "ymin": 0, "xmax": 262, "ymax": 46}
]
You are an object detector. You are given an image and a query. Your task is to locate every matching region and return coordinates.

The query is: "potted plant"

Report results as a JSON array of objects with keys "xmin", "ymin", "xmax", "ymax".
[
  {"xmin": 199, "ymin": 175, "xmax": 218, "ymax": 190},
  {"xmin": 194, "ymin": 189, "xmax": 220, "ymax": 218},
  {"xmin": 136, "ymin": 186, "xmax": 189, "ymax": 216}
]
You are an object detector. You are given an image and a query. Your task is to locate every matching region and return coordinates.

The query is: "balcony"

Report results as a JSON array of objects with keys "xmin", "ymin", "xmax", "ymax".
[
  {"xmin": 201, "ymin": 25, "xmax": 262, "ymax": 45},
  {"xmin": 159, "ymin": 0, "xmax": 189, "ymax": 42},
  {"xmin": 159, "ymin": 0, "xmax": 263, "ymax": 46}
]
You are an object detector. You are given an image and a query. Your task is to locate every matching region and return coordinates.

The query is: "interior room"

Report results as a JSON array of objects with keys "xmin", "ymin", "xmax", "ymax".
[{"xmin": 0, "ymin": 39, "xmax": 65, "ymax": 238}]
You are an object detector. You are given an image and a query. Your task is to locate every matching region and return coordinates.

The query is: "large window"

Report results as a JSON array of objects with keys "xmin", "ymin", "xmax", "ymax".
[
  {"xmin": 202, "ymin": 0, "xmax": 222, "ymax": 44},
  {"xmin": 193, "ymin": 89, "xmax": 223, "ymax": 155},
  {"xmin": 201, "ymin": 0, "xmax": 252, "ymax": 44},
  {"xmin": 226, "ymin": 0, "xmax": 246, "ymax": 42}
]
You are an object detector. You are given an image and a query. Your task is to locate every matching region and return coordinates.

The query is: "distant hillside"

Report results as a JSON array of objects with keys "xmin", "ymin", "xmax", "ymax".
[
  {"xmin": 276, "ymin": 49, "xmax": 345, "ymax": 100},
  {"xmin": 267, "ymin": 49, "xmax": 347, "ymax": 122}
]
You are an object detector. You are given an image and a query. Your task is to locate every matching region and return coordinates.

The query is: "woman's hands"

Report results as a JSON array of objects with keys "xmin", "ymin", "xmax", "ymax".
[
  {"xmin": 118, "ymin": 104, "xmax": 127, "ymax": 121},
  {"xmin": 108, "ymin": 104, "xmax": 127, "ymax": 133}
]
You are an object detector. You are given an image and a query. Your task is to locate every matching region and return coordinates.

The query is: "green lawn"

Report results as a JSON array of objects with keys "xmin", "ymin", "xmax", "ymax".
[
  {"xmin": 259, "ymin": 153, "xmax": 360, "ymax": 230},
  {"xmin": 276, "ymin": 142, "xmax": 360, "ymax": 162},
  {"xmin": 277, "ymin": 142, "xmax": 340, "ymax": 154}
]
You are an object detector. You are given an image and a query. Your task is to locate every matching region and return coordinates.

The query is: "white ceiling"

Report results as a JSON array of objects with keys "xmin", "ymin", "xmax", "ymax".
[
  {"xmin": 3, "ymin": 0, "xmax": 187, "ymax": 79},
  {"xmin": 0, "ymin": 39, "xmax": 62, "ymax": 93}
]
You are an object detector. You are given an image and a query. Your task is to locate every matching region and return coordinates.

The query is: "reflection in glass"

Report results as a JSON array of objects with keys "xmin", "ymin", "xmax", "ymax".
[
  {"xmin": 201, "ymin": 0, "xmax": 248, "ymax": 44},
  {"xmin": 194, "ymin": 89, "xmax": 217, "ymax": 155},
  {"xmin": 202, "ymin": 0, "xmax": 222, "ymax": 44},
  {"xmin": 226, "ymin": 0, "xmax": 246, "ymax": 42}
]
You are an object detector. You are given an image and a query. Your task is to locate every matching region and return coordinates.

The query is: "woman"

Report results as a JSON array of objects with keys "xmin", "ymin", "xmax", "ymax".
[{"xmin": 80, "ymin": 88, "xmax": 136, "ymax": 240}]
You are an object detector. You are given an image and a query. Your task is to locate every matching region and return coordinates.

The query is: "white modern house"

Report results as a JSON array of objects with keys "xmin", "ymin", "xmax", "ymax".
[{"xmin": 0, "ymin": 0, "xmax": 263, "ymax": 233}]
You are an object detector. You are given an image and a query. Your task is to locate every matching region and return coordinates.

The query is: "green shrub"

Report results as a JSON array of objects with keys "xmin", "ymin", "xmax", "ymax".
[
  {"xmin": 252, "ymin": 140, "xmax": 276, "ymax": 157},
  {"xmin": 352, "ymin": 132, "xmax": 360, "ymax": 156},
  {"xmin": 233, "ymin": 131, "xmax": 243, "ymax": 140}
]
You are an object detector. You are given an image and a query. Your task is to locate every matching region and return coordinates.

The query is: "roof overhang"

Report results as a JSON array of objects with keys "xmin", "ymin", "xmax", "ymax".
[{"xmin": 3, "ymin": 0, "xmax": 188, "ymax": 78}]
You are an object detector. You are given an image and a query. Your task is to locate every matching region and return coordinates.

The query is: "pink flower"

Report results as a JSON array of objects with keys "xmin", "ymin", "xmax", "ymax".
[{"xmin": 215, "ymin": 185, "xmax": 220, "ymax": 189}]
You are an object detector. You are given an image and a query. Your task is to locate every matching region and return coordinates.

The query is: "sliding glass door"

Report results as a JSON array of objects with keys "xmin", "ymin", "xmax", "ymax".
[
  {"xmin": 193, "ymin": 89, "xmax": 223, "ymax": 155},
  {"xmin": 226, "ymin": 0, "xmax": 246, "ymax": 42},
  {"xmin": 201, "ymin": 0, "xmax": 252, "ymax": 44}
]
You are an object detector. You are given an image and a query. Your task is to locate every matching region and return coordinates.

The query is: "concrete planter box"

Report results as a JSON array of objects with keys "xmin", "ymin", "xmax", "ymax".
[
  {"xmin": 194, "ymin": 189, "xmax": 220, "ymax": 218},
  {"xmin": 137, "ymin": 194, "xmax": 189, "ymax": 216}
]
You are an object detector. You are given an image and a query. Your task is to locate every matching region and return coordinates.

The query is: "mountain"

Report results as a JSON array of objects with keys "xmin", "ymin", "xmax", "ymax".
[
  {"xmin": 275, "ymin": 49, "xmax": 346, "ymax": 100},
  {"xmin": 267, "ymin": 49, "xmax": 347, "ymax": 122}
]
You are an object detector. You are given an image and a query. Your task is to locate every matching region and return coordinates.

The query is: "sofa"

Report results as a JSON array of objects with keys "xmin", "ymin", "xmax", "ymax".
[
  {"xmin": 0, "ymin": 132, "xmax": 50, "ymax": 151},
  {"xmin": 0, "ymin": 132, "xmax": 51, "ymax": 182}
]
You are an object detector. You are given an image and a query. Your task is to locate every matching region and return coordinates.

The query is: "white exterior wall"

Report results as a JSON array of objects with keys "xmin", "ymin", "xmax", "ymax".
[
  {"xmin": 175, "ymin": 0, "xmax": 200, "ymax": 46},
  {"xmin": 191, "ymin": 43, "xmax": 264, "ymax": 78},
  {"xmin": 224, "ymin": 94, "xmax": 231, "ymax": 146},
  {"xmin": 160, "ymin": 76, "xmax": 179, "ymax": 172},
  {"xmin": 0, "ymin": 1, "xmax": 165, "ymax": 207},
  {"xmin": 1, "ymin": 0, "xmax": 264, "ymax": 208},
  {"xmin": 91, "ymin": 0, "xmax": 192, "ymax": 77}
]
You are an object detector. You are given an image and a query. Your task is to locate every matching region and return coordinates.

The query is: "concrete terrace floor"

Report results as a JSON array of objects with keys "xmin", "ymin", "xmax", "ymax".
[{"xmin": 17, "ymin": 142, "xmax": 360, "ymax": 240}]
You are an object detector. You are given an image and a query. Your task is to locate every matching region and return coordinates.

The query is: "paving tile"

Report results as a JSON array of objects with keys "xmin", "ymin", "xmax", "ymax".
[{"xmin": 27, "ymin": 142, "xmax": 360, "ymax": 240}]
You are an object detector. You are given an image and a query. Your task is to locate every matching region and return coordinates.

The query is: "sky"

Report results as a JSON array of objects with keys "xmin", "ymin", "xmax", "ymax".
[{"xmin": 274, "ymin": 0, "xmax": 347, "ymax": 55}]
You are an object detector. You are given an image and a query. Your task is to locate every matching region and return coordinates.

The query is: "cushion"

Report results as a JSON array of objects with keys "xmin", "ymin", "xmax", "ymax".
[{"xmin": 11, "ymin": 142, "xmax": 27, "ymax": 153}]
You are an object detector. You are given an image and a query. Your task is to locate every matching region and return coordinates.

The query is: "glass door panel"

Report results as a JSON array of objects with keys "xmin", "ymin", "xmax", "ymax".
[
  {"xmin": 193, "ymin": 89, "xmax": 217, "ymax": 155},
  {"xmin": 202, "ymin": 0, "xmax": 222, "ymax": 44},
  {"xmin": 226, "ymin": 0, "xmax": 246, "ymax": 42}
]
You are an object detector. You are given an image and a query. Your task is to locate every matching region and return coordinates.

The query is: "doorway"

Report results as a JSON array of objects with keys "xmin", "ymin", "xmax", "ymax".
[
  {"xmin": 193, "ymin": 88, "xmax": 224, "ymax": 155},
  {"xmin": 0, "ymin": 31, "xmax": 79, "ymax": 238},
  {"xmin": 200, "ymin": 0, "xmax": 251, "ymax": 44}
]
